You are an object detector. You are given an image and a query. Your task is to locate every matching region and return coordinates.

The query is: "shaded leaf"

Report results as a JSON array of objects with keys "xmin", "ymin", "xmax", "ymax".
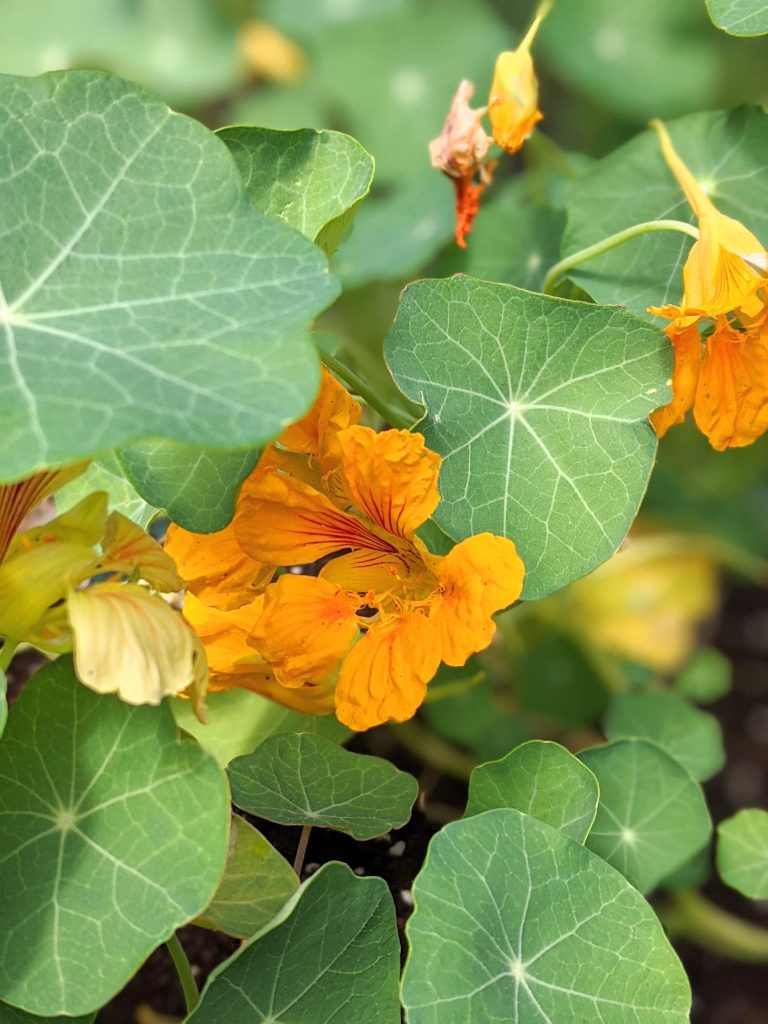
[
  {"xmin": 0, "ymin": 1005, "xmax": 93, "ymax": 1024},
  {"xmin": 673, "ymin": 647, "xmax": 732, "ymax": 704},
  {"xmin": 228, "ymin": 732, "xmax": 417, "ymax": 839},
  {"xmin": 465, "ymin": 740, "xmax": 599, "ymax": 844},
  {"xmin": 385, "ymin": 277, "xmax": 670, "ymax": 599},
  {"xmin": 562, "ymin": 108, "xmax": 768, "ymax": 318},
  {"xmin": 579, "ymin": 739, "xmax": 712, "ymax": 894},
  {"xmin": 55, "ymin": 451, "xmax": 155, "ymax": 527},
  {"xmin": 116, "ymin": 440, "xmax": 259, "ymax": 533},
  {"xmin": 0, "ymin": 670, "xmax": 6, "ymax": 738},
  {"xmin": 717, "ymin": 809, "xmax": 768, "ymax": 898},
  {"xmin": 0, "ymin": 659, "xmax": 229, "ymax": 1016},
  {"xmin": 402, "ymin": 808, "xmax": 691, "ymax": 1023},
  {"xmin": 0, "ymin": 70, "xmax": 337, "ymax": 480},
  {"xmin": 197, "ymin": 815, "xmax": 298, "ymax": 939},
  {"xmin": 172, "ymin": 688, "xmax": 349, "ymax": 768},
  {"xmin": 517, "ymin": 629, "xmax": 610, "ymax": 726},
  {"xmin": 219, "ymin": 126, "xmax": 374, "ymax": 255},
  {"xmin": 189, "ymin": 862, "xmax": 400, "ymax": 1024},
  {"xmin": 604, "ymin": 692, "xmax": 725, "ymax": 781}
]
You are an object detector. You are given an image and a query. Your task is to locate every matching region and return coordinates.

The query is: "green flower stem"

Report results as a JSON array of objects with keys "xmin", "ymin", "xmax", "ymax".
[
  {"xmin": 166, "ymin": 932, "xmax": 199, "ymax": 1014},
  {"xmin": 541, "ymin": 219, "xmax": 700, "ymax": 296},
  {"xmin": 392, "ymin": 719, "xmax": 476, "ymax": 781},
  {"xmin": 660, "ymin": 890, "xmax": 768, "ymax": 963},
  {"xmin": 0, "ymin": 638, "xmax": 19, "ymax": 673},
  {"xmin": 293, "ymin": 824, "xmax": 312, "ymax": 878},
  {"xmin": 320, "ymin": 351, "xmax": 416, "ymax": 429}
]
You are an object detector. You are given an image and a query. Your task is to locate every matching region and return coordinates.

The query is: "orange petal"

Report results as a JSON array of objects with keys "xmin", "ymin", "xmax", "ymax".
[
  {"xmin": 335, "ymin": 612, "xmax": 441, "ymax": 730},
  {"xmin": 69, "ymin": 582, "xmax": 201, "ymax": 704},
  {"xmin": 428, "ymin": 533, "xmax": 525, "ymax": 666},
  {"xmin": 278, "ymin": 367, "xmax": 362, "ymax": 476},
  {"xmin": 101, "ymin": 512, "xmax": 183, "ymax": 592},
  {"xmin": 339, "ymin": 426, "xmax": 441, "ymax": 539},
  {"xmin": 250, "ymin": 574, "xmax": 360, "ymax": 688},
  {"xmin": 650, "ymin": 324, "xmax": 702, "ymax": 438},
  {"xmin": 235, "ymin": 471, "xmax": 398, "ymax": 565},
  {"xmin": 0, "ymin": 462, "xmax": 88, "ymax": 562},
  {"xmin": 694, "ymin": 321, "xmax": 768, "ymax": 450},
  {"xmin": 165, "ymin": 519, "xmax": 274, "ymax": 611}
]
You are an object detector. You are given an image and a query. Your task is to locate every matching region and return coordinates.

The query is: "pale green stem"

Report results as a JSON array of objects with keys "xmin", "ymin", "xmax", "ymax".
[
  {"xmin": 392, "ymin": 719, "xmax": 476, "ymax": 781},
  {"xmin": 166, "ymin": 932, "xmax": 199, "ymax": 1014},
  {"xmin": 320, "ymin": 351, "xmax": 415, "ymax": 429},
  {"xmin": 0, "ymin": 638, "xmax": 19, "ymax": 673},
  {"xmin": 293, "ymin": 824, "xmax": 312, "ymax": 878},
  {"xmin": 542, "ymin": 219, "xmax": 699, "ymax": 296},
  {"xmin": 660, "ymin": 890, "xmax": 768, "ymax": 963}
]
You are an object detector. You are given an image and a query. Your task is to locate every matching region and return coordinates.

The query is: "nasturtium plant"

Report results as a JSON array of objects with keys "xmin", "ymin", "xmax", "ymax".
[{"xmin": 2, "ymin": 3, "xmax": 768, "ymax": 1018}]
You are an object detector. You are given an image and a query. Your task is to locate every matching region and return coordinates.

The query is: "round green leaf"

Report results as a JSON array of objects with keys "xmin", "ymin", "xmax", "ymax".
[
  {"xmin": 604, "ymin": 692, "xmax": 725, "ymax": 781},
  {"xmin": 707, "ymin": 0, "xmax": 768, "ymax": 35},
  {"xmin": 55, "ymin": 451, "xmax": 155, "ymax": 527},
  {"xmin": 0, "ymin": 70, "xmax": 338, "ymax": 480},
  {"xmin": 717, "ymin": 809, "xmax": 768, "ymax": 898},
  {"xmin": 562, "ymin": 108, "xmax": 768, "ymax": 317},
  {"xmin": 579, "ymin": 739, "xmax": 712, "ymax": 894},
  {"xmin": 228, "ymin": 732, "xmax": 418, "ymax": 839},
  {"xmin": 189, "ymin": 861, "xmax": 400, "ymax": 1024},
  {"xmin": 537, "ymin": 0, "xmax": 719, "ymax": 122},
  {"xmin": 402, "ymin": 808, "xmax": 691, "ymax": 1023},
  {"xmin": 218, "ymin": 127, "xmax": 374, "ymax": 255},
  {"xmin": 197, "ymin": 815, "xmax": 299, "ymax": 939},
  {"xmin": 0, "ymin": 1005, "xmax": 93, "ymax": 1024},
  {"xmin": 385, "ymin": 277, "xmax": 671, "ymax": 599},
  {"xmin": 465, "ymin": 740, "xmax": 599, "ymax": 844},
  {"xmin": 673, "ymin": 647, "xmax": 732, "ymax": 704},
  {"xmin": 0, "ymin": 658, "xmax": 230, "ymax": 1016},
  {"xmin": 173, "ymin": 688, "xmax": 349, "ymax": 768},
  {"xmin": 116, "ymin": 440, "xmax": 260, "ymax": 533}
]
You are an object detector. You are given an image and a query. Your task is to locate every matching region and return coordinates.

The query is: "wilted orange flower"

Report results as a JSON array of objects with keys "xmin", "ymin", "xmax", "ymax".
[
  {"xmin": 649, "ymin": 119, "xmax": 768, "ymax": 450},
  {"xmin": 488, "ymin": 1, "xmax": 551, "ymax": 155},
  {"xmin": 170, "ymin": 370, "xmax": 525, "ymax": 731},
  {"xmin": 429, "ymin": 79, "xmax": 494, "ymax": 248}
]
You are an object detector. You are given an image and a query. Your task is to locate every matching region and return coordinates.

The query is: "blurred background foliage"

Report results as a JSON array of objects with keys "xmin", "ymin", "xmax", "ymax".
[{"xmin": 3, "ymin": 0, "xmax": 768, "ymax": 748}]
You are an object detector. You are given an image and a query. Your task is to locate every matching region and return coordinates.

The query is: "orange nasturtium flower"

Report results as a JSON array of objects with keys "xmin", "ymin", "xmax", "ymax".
[
  {"xmin": 168, "ymin": 370, "xmax": 525, "ymax": 731},
  {"xmin": 487, "ymin": 0, "xmax": 551, "ymax": 155},
  {"xmin": 649, "ymin": 119, "xmax": 768, "ymax": 450},
  {"xmin": 0, "ymin": 466, "xmax": 206, "ymax": 709}
]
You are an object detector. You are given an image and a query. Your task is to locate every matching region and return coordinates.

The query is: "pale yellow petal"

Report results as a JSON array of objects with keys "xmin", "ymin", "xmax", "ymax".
[
  {"xmin": 0, "ymin": 462, "xmax": 89, "ymax": 561},
  {"xmin": 69, "ymin": 582, "xmax": 199, "ymax": 705},
  {"xmin": 0, "ymin": 542, "xmax": 97, "ymax": 639},
  {"xmin": 101, "ymin": 512, "xmax": 183, "ymax": 592}
]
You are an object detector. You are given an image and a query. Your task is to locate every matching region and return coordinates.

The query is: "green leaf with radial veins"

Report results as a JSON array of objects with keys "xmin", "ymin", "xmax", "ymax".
[
  {"xmin": 562, "ymin": 108, "xmax": 768, "ymax": 318},
  {"xmin": 579, "ymin": 739, "xmax": 712, "ymax": 895},
  {"xmin": 402, "ymin": 809, "xmax": 691, "ymax": 1024},
  {"xmin": 196, "ymin": 815, "xmax": 298, "ymax": 939},
  {"xmin": 465, "ymin": 740, "xmax": 599, "ymax": 844},
  {"xmin": 0, "ymin": 1005, "xmax": 93, "ymax": 1024},
  {"xmin": 604, "ymin": 692, "xmax": 725, "ymax": 781},
  {"xmin": 717, "ymin": 809, "xmax": 768, "ymax": 898},
  {"xmin": 0, "ymin": 658, "xmax": 229, "ymax": 1017},
  {"xmin": 385, "ymin": 277, "xmax": 671, "ymax": 600},
  {"xmin": 0, "ymin": 70, "xmax": 338, "ymax": 481},
  {"xmin": 55, "ymin": 451, "xmax": 156, "ymax": 527},
  {"xmin": 218, "ymin": 127, "xmax": 374, "ymax": 255},
  {"xmin": 228, "ymin": 732, "xmax": 418, "ymax": 839},
  {"xmin": 707, "ymin": 0, "xmax": 768, "ymax": 34},
  {"xmin": 116, "ymin": 439, "xmax": 260, "ymax": 533},
  {"xmin": 189, "ymin": 862, "xmax": 400, "ymax": 1024}
]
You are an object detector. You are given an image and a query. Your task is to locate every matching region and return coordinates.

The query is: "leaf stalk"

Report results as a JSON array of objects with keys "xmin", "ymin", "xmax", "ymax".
[{"xmin": 166, "ymin": 932, "xmax": 199, "ymax": 1014}]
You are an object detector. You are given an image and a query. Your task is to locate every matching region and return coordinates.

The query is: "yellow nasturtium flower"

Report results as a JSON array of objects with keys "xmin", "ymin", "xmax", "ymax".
[
  {"xmin": 0, "ymin": 468, "xmax": 205, "ymax": 708},
  {"xmin": 649, "ymin": 120, "xmax": 768, "ymax": 450},
  {"xmin": 488, "ymin": 1, "xmax": 551, "ymax": 155},
  {"xmin": 168, "ymin": 370, "xmax": 525, "ymax": 731}
]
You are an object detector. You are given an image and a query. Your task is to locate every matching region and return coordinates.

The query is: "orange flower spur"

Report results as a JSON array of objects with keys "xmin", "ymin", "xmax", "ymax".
[
  {"xmin": 649, "ymin": 119, "xmax": 768, "ymax": 450},
  {"xmin": 168, "ymin": 369, "xmax": 525, "ymax": 731}
]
